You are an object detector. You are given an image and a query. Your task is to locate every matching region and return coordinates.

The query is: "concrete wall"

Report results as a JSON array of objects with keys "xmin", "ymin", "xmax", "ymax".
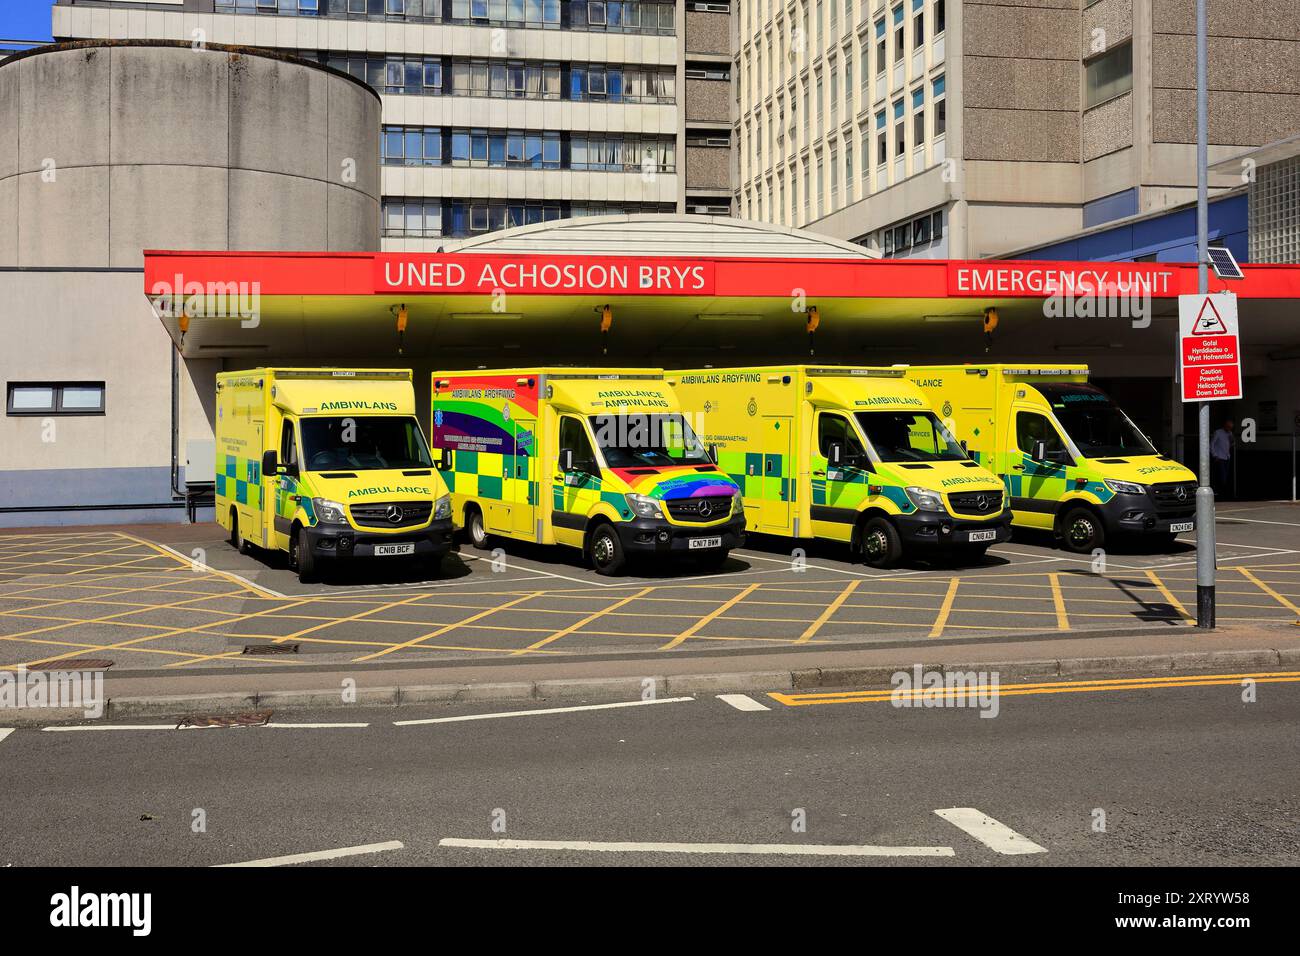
[
  {"xmin": 685, "ymin": 145, "xmax": 730, "ymax": 190},
  {"xmin": 685, "ymin": 11, "xmax": 729, "ymax": 56},
  {"xmin": 684, "ymin": 77, "xmax": 730, "ymax": 122},
  {"xmin": 0, "ymin": 41, "xmax": 380, "ymax": 269}
]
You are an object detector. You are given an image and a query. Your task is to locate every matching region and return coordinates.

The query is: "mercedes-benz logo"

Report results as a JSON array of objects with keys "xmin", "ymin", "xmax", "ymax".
[
  {"xmin": 697, "ymin": 500, "xmax": 713, "ymax": 518},
  {"xmin": 386, "ymin": 505, "xmax": 404, "ymax": 524},
  {"xmin": 975, "ymin": 494, "xmax": 989, "ymax": 512},
  {"xmin": 1176, "ymin": 486, "xmax": 1187, "ymax": 501}
]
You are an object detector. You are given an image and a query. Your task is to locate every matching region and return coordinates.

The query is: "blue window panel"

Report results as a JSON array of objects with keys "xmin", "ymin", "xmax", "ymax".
[
  {"xmin": 876, "ymin": 110, "xmax": 886, "ymax": 129},
  {"xmin": 912, "ymin": 87, "xmax": 924, "ymax": 109},
  {"xmin": 893, "ymin": 5, "xmax": 904, "ymax": 24},
  {"xmin": 932, "ymin": 74, "xmax": 945, "ymax": 96},
  {"xmin": 893, "ymin": 99, "xmax": 904, "ymax": 119},
  {"xmin": 875, "ymin": 18, "xmax": 885, "ymax": 37},
  {"xmin": 1081, "ymin": 188, "xmax": 1138, "ymax": 229}
]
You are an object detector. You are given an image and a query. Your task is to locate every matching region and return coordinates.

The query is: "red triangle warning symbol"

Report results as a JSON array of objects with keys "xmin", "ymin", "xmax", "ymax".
[{"xmin": 1192, "ymin": 297, "xmax": 1228, "ymax": 335}]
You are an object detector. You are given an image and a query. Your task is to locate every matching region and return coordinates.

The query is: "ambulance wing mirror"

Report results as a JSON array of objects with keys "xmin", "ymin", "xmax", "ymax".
[
  {"xmin": 435, "ymin": 447, "xmax": 453, "ymax": 470},
  {"xmin": 960, "ymin": 439, "xmax": 968, "ymax": 452},
  {"xmin": 828, "ymin": 441, "xmax": 844, "ymax": 466},
  {"xmin": 261, "ymin": 449, "xmax": 279, "ymax": 478},
  {"xmin": 1031, "ymin": 439, "xmax": 1048, "ymax": 462},
  {"xmin": 558, "ymin": 448, "xmax": 575, "ymax": 473},
  {"xmin": 707, "ymin": 443, "xmax": 719, "ymax": 464}
]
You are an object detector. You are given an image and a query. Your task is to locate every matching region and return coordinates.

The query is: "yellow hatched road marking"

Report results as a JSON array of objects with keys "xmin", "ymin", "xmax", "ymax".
[
  {"xmin": 357, "ymin": 591, "xmax": 547, "ymax": 662},
  {"xmin": 661, "ymin": 582, "xmax": 761, "ymax": 650},
  {"xmin": 796, "ymin": 579, "xmax": 861, "ymax": 644},
  {"xmin": 1236, "ymin": 566, "xmax": 1300, "ymax": 618},
  {"xmin": 1144, "ymin": 569, "xmax": 1193, "ymax": 620},
  {"xmin": 929, "ymin": 577, "xmax": 960, "ymax": 638},
  {"xmin": 520, "ymin": 588, "xmax": 655, "ymax": 656},
  {"xmin": 1049, "ymin": 573, "xmax": 1070, "ymax": 630}
]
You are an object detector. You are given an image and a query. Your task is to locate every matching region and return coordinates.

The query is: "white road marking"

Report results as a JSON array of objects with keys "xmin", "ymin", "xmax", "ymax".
[
  {"xmin": 934, "ymin": 808, "xmax": 1047, "ymax": 855},
  {"xmin": 215, "ymin": 840, "xmax": 404, "ymax": 867},
  {"xmin": 438, "ymin": 837, "xmax": 953, "ymax": 857},
  {"xmin": 716, "ymin": 693, "xmax": 770, "ymax": 712},
  {"xmin": 393, "ymin": 696, "xmax": 693, "ymax": 726},
  {"xmin": 133, "ymin": 537, "xmax": 287, "ymax": 598},
  {"xmin": 42, "ymin": 722, "xmax": 369, "ymax": 732},
  {"xmin": 1213, "ymin": 515, "xmax": 1300, "ymax": 528},
  {"xmin": 0, "ymin": 728, "xmax": 13, "ymax": 745}
]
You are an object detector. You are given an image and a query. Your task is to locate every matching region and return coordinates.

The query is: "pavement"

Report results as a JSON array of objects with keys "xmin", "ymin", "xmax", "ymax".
[
  {"xmin": 2, "ymin": 676, "xmax": 1296, "ymax": 866},
  {"xmin": 0, "ymin": 502, "xmax": 1297, "ymax": 719}
]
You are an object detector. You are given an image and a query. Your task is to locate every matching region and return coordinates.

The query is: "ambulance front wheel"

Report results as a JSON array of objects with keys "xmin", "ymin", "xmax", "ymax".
[
  {"xmin": 1060, "ymin": 506, "xmax": 1105, "ymax": 554},
  {"xmin": 587, "ymin": 522, "xmax": 627, "ymax": 576},
  {"xmin": 859, "ymin": 516, "xmax": 903, "ymax": 569},
  {"xmin": 291, "ymin": 524, "xmax": 318, "ymax": 583},
  {"xmin": 466, "ymin": 506, "xmax": 492, "ymax": 551}
]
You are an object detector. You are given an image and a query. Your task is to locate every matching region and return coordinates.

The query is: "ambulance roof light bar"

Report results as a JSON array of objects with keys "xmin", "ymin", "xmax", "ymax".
[{"xmin": 1003, "ymin": 367, "xmax": 1088, "ymax": 376}]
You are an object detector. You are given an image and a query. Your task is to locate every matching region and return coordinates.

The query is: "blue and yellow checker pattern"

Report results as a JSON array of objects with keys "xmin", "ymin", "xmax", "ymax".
[
  {"xmin": 438, "ymin": 449, "xmax": 540, "ymax": 508},
  {"xmin": 215, "ymin": 454, "xmax": 262, "ymax": 509}
]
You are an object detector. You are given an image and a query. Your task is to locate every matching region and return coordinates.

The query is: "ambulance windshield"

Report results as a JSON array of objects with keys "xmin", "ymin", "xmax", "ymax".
[
  {"xmin": 588, "ymin": 413, "xmax": 713, "ymax": 468},
  {"xmin": 1036, "ymin": 385, "xmax": 1155, "ymax": 458},
  {"xmin": 299, "ymin": 416, "xmax": 434, "ymax": 472},
  {"xmin": 855, "ymin": 411, "xmax": 967, "ymax": 462}
]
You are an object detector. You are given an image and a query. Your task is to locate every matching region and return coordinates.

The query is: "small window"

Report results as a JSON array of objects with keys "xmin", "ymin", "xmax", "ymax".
[
  {"xmin": 1085, "ymin": 42, "xmax": 1132, "ymax": 108},
  {"xmin": 7, "ymin": 382, "xmax": 105, "ymax": 416},
  {"xmin": 558, "ymin": 416, "xmax": 597, "ymax": 473},
  {"xmin": 1016, "ymin": 412, "xmax": 1066, "ymax": 458},
  {"xmin": 280, "ymin": 419, "xmax": 299, "ymax": 468},
  {"xmin": 817, "ymin": 413, "xmax": 866, "ymax": 461}
]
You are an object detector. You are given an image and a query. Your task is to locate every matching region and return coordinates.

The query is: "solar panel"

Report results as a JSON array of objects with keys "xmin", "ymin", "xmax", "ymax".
[{"xmin": 1206, "ymin": 246, "xmax": 1244, "ymax": 280}]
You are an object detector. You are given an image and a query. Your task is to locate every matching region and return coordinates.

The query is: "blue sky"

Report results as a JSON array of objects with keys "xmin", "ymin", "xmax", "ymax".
[{"xmin": 2, "ymin": 1, "xmax": 55, "ymax": 41}]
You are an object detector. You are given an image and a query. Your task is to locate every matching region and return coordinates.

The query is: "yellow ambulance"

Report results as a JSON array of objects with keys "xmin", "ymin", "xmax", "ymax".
[
  {"xmin": 215, "ymin": 368, "xmax": 454, "ymax": 582},
  {"xmin": 431, "ymin": 368, "xmax": 745, "ymax": 575},
  {"xmin": 668, "ymin": 366, "xmax": 1011, "ymax": 567},
  {"xmin": 904, "ymin": 365, "xmax": 1197, "ymax": 552}
]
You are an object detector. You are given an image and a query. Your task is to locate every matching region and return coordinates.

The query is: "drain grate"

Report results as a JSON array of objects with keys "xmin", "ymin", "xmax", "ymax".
[
  {"xmin": 28, "ymin": 659, "xmax": 114, "ymax": 671},
  {"xmin": 176, "ymin": 709, "xmax": 274, "ymax": 729},
  {"xmin": 241, "ymin": 643, "xmax": 300, "ymax": 655}
]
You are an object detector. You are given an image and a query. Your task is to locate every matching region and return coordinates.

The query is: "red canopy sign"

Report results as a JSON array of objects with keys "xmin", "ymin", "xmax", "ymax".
[{"xmin": 374, "ymin": 254, "xmax": 716, "ymax": 296}]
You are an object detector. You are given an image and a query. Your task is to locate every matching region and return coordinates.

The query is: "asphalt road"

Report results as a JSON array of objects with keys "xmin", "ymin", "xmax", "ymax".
[{"xmin": 3, "ymin": 677, "xmax": 1297, "ymax": 867}]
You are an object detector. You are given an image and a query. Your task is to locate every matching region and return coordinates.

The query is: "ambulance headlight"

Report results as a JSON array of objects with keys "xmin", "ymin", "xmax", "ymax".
[
  {"xmin": 433, "ymin": 494, "xmax": 452, "ymax": 520},
  {"xmin": 312, "ymin": 498, "xmax": 348, "ymax": 524},
  {"xmin": 625, "ymin": 493, "xmax": 664, "ymax": 519},
  {"xmin": 1105, "ymin": 479, "xmax": 1145, "ymax": 495},
  {"xmin": 904, "ymin": 486, "xmax": 946, "ymax": 513},
  {"xmin": 730, "ymin": 489, "xmax": 744, "ymax": 515}
]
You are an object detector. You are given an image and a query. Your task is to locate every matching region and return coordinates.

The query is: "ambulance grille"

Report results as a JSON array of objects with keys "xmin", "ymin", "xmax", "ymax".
[
  {"xmin": 666, "ymin": 496, "xmax": 733, "ymax": 522},
  {"xmin": 946, "ymin": 491, "xmax": 1003, "ymax": 515},
  {"xmin": 1150, "ymin": 482, "xmax": 1197, "ymax": 514},
  {"xmin": 349, "ymin": 501, "xmax": 433, "ymax": 528}
]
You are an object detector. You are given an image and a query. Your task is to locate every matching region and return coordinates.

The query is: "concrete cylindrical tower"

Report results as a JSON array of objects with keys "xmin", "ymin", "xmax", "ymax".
[{"xmin": 0, "ymin": 40, "xmax": 380, "ymax": 267}]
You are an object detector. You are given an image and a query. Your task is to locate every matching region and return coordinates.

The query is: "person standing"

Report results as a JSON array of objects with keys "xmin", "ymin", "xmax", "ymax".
[{"xmin": 1211, "ymin": 418, "xmax": 1234, "ymax": 499}]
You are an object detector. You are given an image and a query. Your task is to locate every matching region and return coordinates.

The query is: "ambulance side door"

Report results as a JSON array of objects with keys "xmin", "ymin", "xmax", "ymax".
[
  {"xmin": 810, "ymin": 410, "xmax": 868, "ymax": 543},
  {"xmin": 1009, "ymin": 407, "xmax": 1071, "ymax": 530},
  {"xmin": 551, "ymin": 415, "xmax": 600, "ymax": 549}
]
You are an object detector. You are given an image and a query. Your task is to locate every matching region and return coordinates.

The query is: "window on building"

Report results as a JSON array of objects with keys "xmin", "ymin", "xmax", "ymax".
[
  {"xmin": 912, "ymin": 0, "xmax": 923, "ymax": 47},
  {"xmin": 912, "ymin": 86, "xmax": 925, "ymax": 145},
  {"xmin": 7, "ymin": 382, "xmax": 105, "ymax": 416},
  {"xmin": 933, "ymin": 74, "xmax": 946, "ymax": 136},
  {"xmin": 935, "ymin": 0, "xmax": 945, "ymax": 33},
  {"xmin": 892, "ymin": 4, "xmax": 904, "ymax": 63},
  {"xmin": 845, "ymin": 142, "xmax": 853, "ymax": 194},
  {"xmin": 893, "ymin": 98, "xmax": 905, "ymax": 155},
  {"xmin": 875, "ymin": 18, "xmax": 886, "ymax": 74},
  {"xmin": 1085, "ymin": 41, "xmax": 1132, "ymax": 108},
  {"xmin": 875, "ymin": 110, "xmax": 886, "ymax": 164},
  {"xmin": 830, "ymin": 148, "xmax": 839, "ymax": 204}
]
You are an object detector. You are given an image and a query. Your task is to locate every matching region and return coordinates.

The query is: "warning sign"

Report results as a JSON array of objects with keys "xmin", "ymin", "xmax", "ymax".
[{"xmin": 1179, "ymin": 293, "xmax": 1241, "ymax": 402}]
